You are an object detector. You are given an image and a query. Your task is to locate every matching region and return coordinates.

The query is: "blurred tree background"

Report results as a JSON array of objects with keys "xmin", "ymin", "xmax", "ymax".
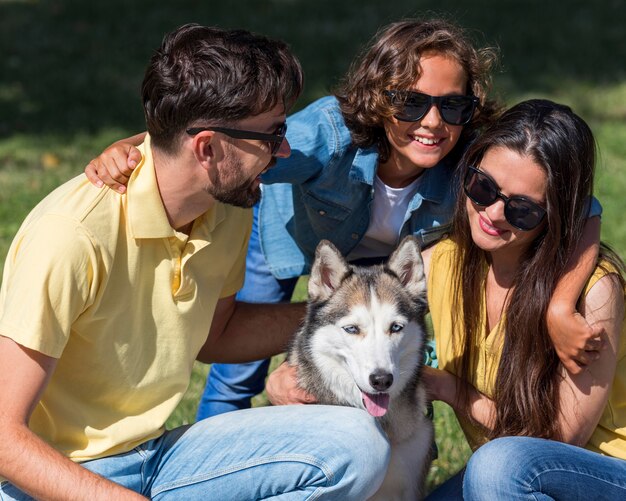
[
  {"xmin": 2, "ymin": 0, "xmax": 625, "ymax": 136},
  {"xmin": 1, "ymin": 0, "xmax": 625, "ymax": 260}
]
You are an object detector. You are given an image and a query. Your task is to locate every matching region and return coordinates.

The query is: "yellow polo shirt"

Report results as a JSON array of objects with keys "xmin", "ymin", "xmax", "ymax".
[
  {"xmin": 0, "ymin": 136, "xmax": 251, "ymax": 462},
  {"xmin": 428, "ymin": 238, "xmax": 626, "ymax": 459}
]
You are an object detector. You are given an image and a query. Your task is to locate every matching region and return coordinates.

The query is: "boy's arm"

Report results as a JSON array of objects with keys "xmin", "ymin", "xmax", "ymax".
[
  {"xmin": 84, "ymin": 132, "xmax": 146, "ymax": 193},
  {"xmin": 0, "ymin": 336, "xmax": 146, "ymax": 500},
  {"xmin": 548, "ymin": 216, "xmax": 602, "ymax": 375}
]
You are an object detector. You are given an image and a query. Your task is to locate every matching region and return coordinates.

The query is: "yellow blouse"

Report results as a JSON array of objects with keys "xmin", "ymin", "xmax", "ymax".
[{"xmin": 428, "ymin": 239, "xmax": 626, "ymax": 459}]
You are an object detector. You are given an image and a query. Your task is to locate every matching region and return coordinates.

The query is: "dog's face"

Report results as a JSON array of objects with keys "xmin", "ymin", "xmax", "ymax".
[{"xmin": 304, "ymin": 236, "xmax": 427, "ymax": 417}]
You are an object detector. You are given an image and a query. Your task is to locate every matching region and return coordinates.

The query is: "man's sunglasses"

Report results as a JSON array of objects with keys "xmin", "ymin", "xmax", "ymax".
[
  {"xmin": 464, "ymin": 165, "xmax": 547, "ymax": 231},
  {"xmin": 186, "ymin": 123, "xmax": 287, "ymax": 155},
  {"xmin": 385, "ymin": 90, "xmax": 479, "ymax": 126}
]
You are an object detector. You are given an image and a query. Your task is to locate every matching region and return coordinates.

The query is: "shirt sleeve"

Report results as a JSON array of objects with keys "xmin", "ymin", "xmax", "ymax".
[
  {"xmin": 587, "ymin": 195, "xmax": 603, "ymax": 219},
  {"xmin": 261, "ymin": 97, "xmax": 341, "ymax": 185},
  {"xmin": 0, "ymin": 214, "xmax": 100, "ymax": 358}
]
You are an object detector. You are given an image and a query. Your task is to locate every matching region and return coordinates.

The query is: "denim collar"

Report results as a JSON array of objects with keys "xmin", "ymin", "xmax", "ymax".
[
  {"xmin": 348, "ymin": 146, "xmax": 379, "ymax": 185},
  {"xmin": 415, "ymin": 157, "xmax": 456, "ymax": 204},
  {"xmin": 348, "ymin": 144, "xmax": 454, "ymax": 204}
]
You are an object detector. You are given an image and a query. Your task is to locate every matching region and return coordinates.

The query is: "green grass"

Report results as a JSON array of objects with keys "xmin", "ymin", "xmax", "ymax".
[{"xmin": 1, "ymin": 0, "xmax": 624, "ymax": 493}]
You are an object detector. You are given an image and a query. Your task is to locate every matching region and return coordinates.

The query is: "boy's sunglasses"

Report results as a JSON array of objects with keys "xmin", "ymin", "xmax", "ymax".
[
  {"xmin": 385, "ymin": 90, "xmax": 479, "ymax": 126},
  {"xmin": 186, "ymin": 123, "xmax": 287, "ymax": 156},
  {"xmin": 464, "ymin": 165, "xmax": 547, "ymax": 231}
]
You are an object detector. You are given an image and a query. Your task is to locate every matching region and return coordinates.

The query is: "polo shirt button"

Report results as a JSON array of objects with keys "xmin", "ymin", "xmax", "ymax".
[
  {"xmin": 318, "ymin": 210, "xmax": 326, "ymax": 216},
  {"xmin": 351, "ymin": 233, "xmax": 359, "ymax": 239}
]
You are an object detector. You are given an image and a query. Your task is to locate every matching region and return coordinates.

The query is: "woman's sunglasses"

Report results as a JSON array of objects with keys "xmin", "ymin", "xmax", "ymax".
[
  {"xmin": 464, "ymin": 166, "xmax": 547, "ymax": 231},
  {"xmin": 385, "ymin": 90, "xmax": 479, "ymax": 126},
  {"xmin": 186, "ymin": 123, "xmax": 287, "ymax": 156}
]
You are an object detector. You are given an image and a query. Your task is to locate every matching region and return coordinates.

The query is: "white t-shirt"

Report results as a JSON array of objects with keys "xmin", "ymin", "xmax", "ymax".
[{"xmin": 347, "ymin": 175, "xmax": 422, "ymax": 261}]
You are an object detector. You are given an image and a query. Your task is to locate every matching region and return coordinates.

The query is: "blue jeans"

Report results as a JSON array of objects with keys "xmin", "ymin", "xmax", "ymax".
[
  {"xmin": 0, "ymin": 405, "xmax": 390, "ymax": 500},
  {"xmin": 427, "ymin": 436, "xmax": 626, "ymax": 500},
  {"xmin": 197, "ymin": 204, "xmax": 299, "ymax": 420}
]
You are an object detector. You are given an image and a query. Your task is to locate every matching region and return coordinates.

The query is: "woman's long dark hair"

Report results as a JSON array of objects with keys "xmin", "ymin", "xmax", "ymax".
[
  {"xmin": 335, "ymin": 18, "xmax": 501, "ymax": 163},
  {"xmin": 450, "ymin": 99, "xmax": 624, "ymax": 439}
]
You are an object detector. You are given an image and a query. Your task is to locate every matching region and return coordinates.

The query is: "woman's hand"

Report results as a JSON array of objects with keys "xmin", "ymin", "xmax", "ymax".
[
  {"xmin": 266, "ymin": 361, "xmax": 317, "ymax": 406},
  {"xmin": 84, "ymin": 133, "xmax": 146, "ymax": 193},
  {"xmin": 422, "ymin": 365, "xmax": 453, "ymax": 403}
]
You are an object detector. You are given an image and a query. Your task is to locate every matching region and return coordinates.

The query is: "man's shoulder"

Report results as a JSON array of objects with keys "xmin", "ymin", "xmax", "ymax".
[
  {"xmin": 18, "ymin": 174, "xmax": 122, "ymax": 250},
  {"xmin": 29, "ymin": 174, "xmax": 114, "ymax": 219}
]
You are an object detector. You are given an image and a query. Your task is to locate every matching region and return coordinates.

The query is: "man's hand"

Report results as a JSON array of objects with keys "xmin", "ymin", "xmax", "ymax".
[
  {"xmin": 84, "ymin": 133, "xmax": 146, "ymax": 193},
  {"xmin": 547, "ymin": 301, "xmax": 604, "ymax": 375},
  {"xmin": 266, "ymin": 362, "xmax": 317, "ymax": 406}
]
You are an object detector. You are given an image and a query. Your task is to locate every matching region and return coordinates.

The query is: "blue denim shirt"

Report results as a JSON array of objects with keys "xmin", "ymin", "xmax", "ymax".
[{"xmin": 259, "ymin": 96, "xmax": 464, "ymax": 279}]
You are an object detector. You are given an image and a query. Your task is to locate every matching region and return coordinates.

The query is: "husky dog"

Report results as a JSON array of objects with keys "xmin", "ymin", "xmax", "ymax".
[{"xmin": 287, "ymin": 236, "xmax": 433, "ymax": 500}]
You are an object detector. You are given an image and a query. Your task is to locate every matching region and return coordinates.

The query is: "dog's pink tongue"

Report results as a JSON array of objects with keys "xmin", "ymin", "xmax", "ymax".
[{"xmin": 362, "ymin": 392, "xmax": 390, "ymax": 417}]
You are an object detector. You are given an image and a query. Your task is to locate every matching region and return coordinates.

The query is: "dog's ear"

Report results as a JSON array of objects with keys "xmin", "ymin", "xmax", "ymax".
[
  {"xmin": 387, "ymin": 236, "xmax": 426, "ymax": 298},
  {"xmin": 308, "ymin": 240, "xmax": 350, "ymax": 301}
]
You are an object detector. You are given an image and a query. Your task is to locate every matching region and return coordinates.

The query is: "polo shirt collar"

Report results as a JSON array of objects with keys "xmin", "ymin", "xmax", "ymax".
[{"xmin": 127, "ymin": 135, "xmax": 225, "ymax": 240}]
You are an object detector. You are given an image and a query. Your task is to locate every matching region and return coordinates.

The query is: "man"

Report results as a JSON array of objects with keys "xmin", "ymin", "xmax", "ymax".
[{"xmin": 0, "ymin": 24, "xmax": 389, "ymax": 500}]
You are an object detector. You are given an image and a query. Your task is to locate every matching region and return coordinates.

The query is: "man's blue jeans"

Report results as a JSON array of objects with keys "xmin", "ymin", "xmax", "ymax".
[
  {"xmin": 426, "ymin": 436, "xmax": 626, "ymax": 500},
  {"xmin": 0, "ymin": 405, "xmax": 390, "ymax": 500}
]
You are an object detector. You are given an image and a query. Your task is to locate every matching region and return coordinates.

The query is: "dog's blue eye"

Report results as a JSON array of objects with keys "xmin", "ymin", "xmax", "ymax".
[
  {"xmin": 390, "ymin": 323, "xmax": 404, "ymax": 333},
  {"xmin": 342, "ymin": 325, "xmax": 360, "ymax": 335}
]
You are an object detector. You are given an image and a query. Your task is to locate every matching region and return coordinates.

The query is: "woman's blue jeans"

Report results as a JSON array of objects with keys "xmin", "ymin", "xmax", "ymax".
[
  {"xmin": 427, "ymin": 436, "xmax": 626, "ymax": 500},
  {"xmin": 0, "ymin": 405, "xmax": 390, "ymax": 500}
]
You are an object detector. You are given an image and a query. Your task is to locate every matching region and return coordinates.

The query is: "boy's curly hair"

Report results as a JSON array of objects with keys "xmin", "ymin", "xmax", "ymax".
[{"xmin": 335, "ymin": 18, "xmax": 501, "ymax": 162}]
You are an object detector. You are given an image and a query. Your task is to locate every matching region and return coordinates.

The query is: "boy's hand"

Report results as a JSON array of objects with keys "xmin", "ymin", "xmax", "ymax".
[
  {"xmin": 547, "ymin": 301, "xmax": 604, "ymax": 374},
  {"xmin": 85, "ymin": 136, "xmax": 145, "ymax": 193},
  {"xmin": 266, "ymin": 362, "xmax": 316, "ymax": 406}
]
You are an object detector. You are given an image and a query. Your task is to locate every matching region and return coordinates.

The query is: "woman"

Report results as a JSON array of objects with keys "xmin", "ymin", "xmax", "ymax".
[
  {"xmin": 85, "ymin": 20, "xmax": 602, "ymax": 418},
  {"xmin": 422, "ymin": 99, "xmax": 626, "ymax": 499}
]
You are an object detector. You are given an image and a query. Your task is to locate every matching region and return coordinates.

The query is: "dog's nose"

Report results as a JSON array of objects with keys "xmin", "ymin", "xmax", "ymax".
[{"xmin": 369, "ymin": 370, "xmax": 393, "ymax": 391}]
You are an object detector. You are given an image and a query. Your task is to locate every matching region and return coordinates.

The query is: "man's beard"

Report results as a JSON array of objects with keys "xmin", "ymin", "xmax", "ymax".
[
  {"xmin": 211, "ymin": 179, "xmax": 260, "ymax": 208},
  {"xmin": 209, "ymin": 154, "xmax": 262, "ymax": 209}
]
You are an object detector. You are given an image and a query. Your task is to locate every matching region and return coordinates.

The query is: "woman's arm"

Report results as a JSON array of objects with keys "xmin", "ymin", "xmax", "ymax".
[
  {"xmin": 556, "ymin": 272, "xmax": 624, "ymax": 445},
  {"xmin": 265, "ymin": 361, "xmax": 318, "ymax": 405},
  {"xmin": 548, "ymin": 216, "xmax": 602, "ymax": 374},
  {"xmin": 423, "ymin": 270, "xmax": 623, "ymax": 445},
  {"xmin": 84, "ymin": 132, "xmax": 146, "ymax": 193},
  {"xmin": 422, "ymin": 366, "xmax": 496, "ymax": 430},
  {"xmin": 419, "ymin": 244, "xmax": 434, "ymax": 283}
]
